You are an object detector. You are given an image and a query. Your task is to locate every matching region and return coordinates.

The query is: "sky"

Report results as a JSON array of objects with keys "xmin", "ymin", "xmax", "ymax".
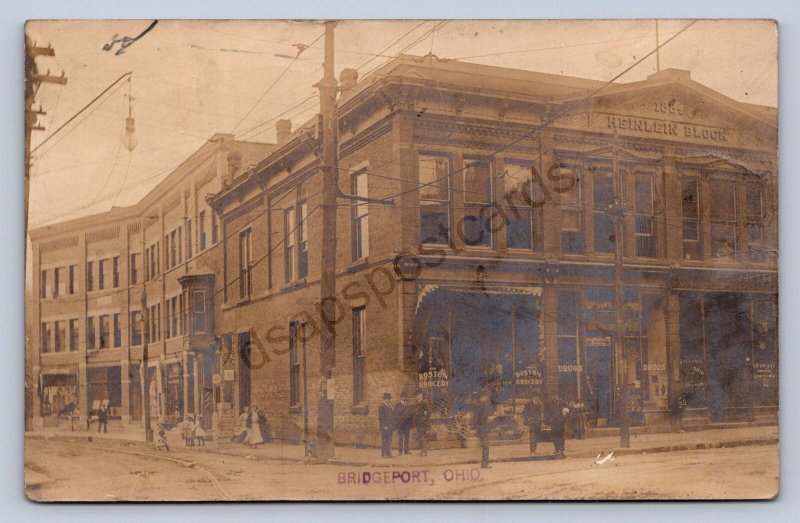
[{"xmin": 25, "ymin": 19, "xmax": 777, "ymax": 228}]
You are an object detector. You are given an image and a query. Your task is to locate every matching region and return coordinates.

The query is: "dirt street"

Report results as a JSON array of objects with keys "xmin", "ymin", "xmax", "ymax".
[{"xmin": 25, "ymin": 437, "xmax": 778, "ymax": 501}]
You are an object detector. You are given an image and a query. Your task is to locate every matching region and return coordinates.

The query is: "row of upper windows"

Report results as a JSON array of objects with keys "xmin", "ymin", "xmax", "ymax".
[
  {"xmin": 41, "ymin": 290, "xmax": 210, "ymax": 354},
  {"xmin": 234, "ymin": 168, "xmax": 370, "ymax": 301},
  {"xmin": 416, "ymin": 152, "xmax": 769, "ymax": 263},
  {"xmin": 40, "ymin": 212, "xmax": 222, "ymax": 299}
]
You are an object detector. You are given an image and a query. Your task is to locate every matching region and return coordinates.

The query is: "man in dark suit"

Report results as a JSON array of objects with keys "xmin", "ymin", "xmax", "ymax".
[
  {"xmin": 522, "ymin": 397, "xmax": 543, "ymax": 455},
  {"xmin": 413, "ymin": 390, "xmax": 431, "ymax": 456},
  {"xmin": 379, "ymin": 392, "xmax": 394, "ymax": 458},
  {"xmin": 394, "ymin": 393, "xmax": 413, "ymax": 455},
  {"xmin": 475, "ymin": 393, "xmax": 493, "ymax": 468},
  {"xmin": 545, "ymin": 394, "xmax": 568, "ymax": 457}
]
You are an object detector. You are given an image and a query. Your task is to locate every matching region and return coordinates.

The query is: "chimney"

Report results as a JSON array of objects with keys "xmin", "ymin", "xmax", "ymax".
[
  {"xmin": 339, "ymin": 68, "xmax": 358, "ymax": 92},
  {"xmin": 276, "ymin": 119, "xmax": 292, "ymax": 146},
  {"xmin": 227, "ymin": 151, "xmax": 242, "ymax": 179}
]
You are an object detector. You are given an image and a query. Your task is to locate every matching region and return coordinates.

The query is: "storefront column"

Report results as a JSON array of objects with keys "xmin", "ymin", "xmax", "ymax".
[
  {"xmin": 192, "ymin": 353, "xmax": 201, "ymax": 418},
  {"xmin": 78, "ymin": 362, "xmax": 88, "ymax": 425},
  {"xmin": 542, "ymin": 284, "xmax": 559, "ymax": 395},
  {"xmin": 120, "ymin": 360, "xmax": 130, "ymax": 424},
  {"xmin": 666, "ymin": 292, "xmax": 682, "ymax": 407},
  {"xmin": 31, "ymin": 366, "xmax": 43, "ymax": 429},
  {"xmin": 182, "ymin": 351, "xmax": 190, "ymax": 420}
]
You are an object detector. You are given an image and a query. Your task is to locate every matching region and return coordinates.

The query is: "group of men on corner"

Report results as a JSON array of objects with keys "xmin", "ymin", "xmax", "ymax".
[
  {"xmin": 379, "ymin": 389, "xmax": 573, "ymax": 469},
  {"xmin": 378, "ymin": 390, "xmax": 431, "ymax": 458}
]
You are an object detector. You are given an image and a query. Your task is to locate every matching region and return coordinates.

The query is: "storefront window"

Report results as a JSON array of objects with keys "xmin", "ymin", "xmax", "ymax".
[{"xmin": 557, "ymin": 291, "xmax": 580, "ymax": 402}]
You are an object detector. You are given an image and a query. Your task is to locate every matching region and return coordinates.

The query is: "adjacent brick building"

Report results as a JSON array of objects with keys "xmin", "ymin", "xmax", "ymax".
[{"xmin": 28, "ymin": 134, "xmax": 273, "ymax": 430}]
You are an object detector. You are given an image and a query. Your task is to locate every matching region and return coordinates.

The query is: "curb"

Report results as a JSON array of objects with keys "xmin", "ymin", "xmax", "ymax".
[{"xmin": 27, "ymin": 431, "xmax": 779, "ymax": 468}]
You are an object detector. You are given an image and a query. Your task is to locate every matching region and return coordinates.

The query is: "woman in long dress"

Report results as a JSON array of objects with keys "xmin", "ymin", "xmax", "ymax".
[
  {"xmin": 194, "ymin": 415, "xmax": 207, "ymax": 446},
  {"xmin": 246, "ymin": 408, "xmax": 264, "ymax": 448}
]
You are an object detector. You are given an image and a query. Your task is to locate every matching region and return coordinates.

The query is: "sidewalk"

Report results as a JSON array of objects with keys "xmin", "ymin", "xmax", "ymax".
[{"xmin": 27, "ymin": 423, "xmax": 779, "ymax": 468}]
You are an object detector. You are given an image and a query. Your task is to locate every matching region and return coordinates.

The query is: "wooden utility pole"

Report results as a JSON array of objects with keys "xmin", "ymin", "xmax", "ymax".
[
  {"xmin": 611, "ymin": 129, "xmax": 631, "ymax": 448},
  {"xmin": 315, "ymin": 21, "xmax": 339, "ymax": 464},
  {"xmin": 24, "ymin": 35, "xmax": 67, "ymax": 234}
]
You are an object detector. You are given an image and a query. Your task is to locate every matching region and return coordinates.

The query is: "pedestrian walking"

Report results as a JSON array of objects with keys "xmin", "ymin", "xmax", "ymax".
[
  {"xmin": 522, "ymin": 397, "xmax": 543, "ymax": 454},
  {"xmin": 97, "ymin": 404, "xmax": 109, "ymax": 434},
  {"xmin": 194, "ymin": 415, "xmax": 207, "ymax": 446},
  {"xmin": 475, "ymin": 393, "xmax": 493, "ymax": 468},
  {"xmin": 394, "ymin": 393, "xmax": 413, "ymax": 455},
  {"xmin": 571, "ymin": 401, "xmax": 588, "ymax": 440},
  {"xmin": 545, "ymin": 394, "xmax": 568, "ymax": 457},
  {"xmin": 182, "ymin": 416, "xmax": 195, "ymax": 446},
  {"xmin": 413, "ymin": 390, "xmax": 431, "ymax": 456},
  {"xmin": 233, "ymin": 406, "xmax": 249, "ymax": 444},
  {"xmin": 255, "ymin": 406, "xmax": 269, "ymax": 444},
  {"xmin": 378, "ymin": 392, "xmax": 394, "ymax": 458},
  {"xmin": 246, "ymin": 407, "xmax": 264, "ymax": 448}
]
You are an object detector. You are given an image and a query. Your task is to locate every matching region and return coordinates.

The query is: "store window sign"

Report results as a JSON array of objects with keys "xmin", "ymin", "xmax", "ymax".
[{"xmin": 419, "ymin": 369, "xmax": 449, "ymax": 388}]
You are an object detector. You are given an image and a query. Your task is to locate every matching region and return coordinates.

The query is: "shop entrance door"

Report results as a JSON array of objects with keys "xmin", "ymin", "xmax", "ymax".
[{"xmin": 584, "ymin": 345, "xmax": 613, "ymax": 426}]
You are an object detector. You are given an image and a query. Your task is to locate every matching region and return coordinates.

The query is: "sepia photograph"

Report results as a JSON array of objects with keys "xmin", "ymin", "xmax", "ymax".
[{"xmin": 23, "ymin": 18, "xmax": 778, "ymax": 501}]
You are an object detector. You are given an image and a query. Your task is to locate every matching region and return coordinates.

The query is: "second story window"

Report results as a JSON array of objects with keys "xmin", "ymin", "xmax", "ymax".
[
  {"xmin": 113, "ymin": 313, "xmax": 121, "ymax": 347},
  {"xmin": 53, "ymin": 268, "xmax": 61, "ymax": 298},
  {"xmin": 504, "ymin": 161, "xmax": 543, "ymax": 251},
  {"xmin": 131, "ymin": 311, "xmax": 142, "ymax": 346},
  {"xmin": 711, "ymin": 182, "xmax": 737, "ymax": 260},
  {"xmin": 298, "ymin": 202, "xmax": 308, "ymax": 279},
  {"xmin": 86, "ymin": 316, "xmax": 95, "ymax": 350},
  {"xmin": 40, "ymin": 270, "xmax": 48, "ymax": 299},
  {"xmin": 462, "ymin": 157, "xmax": 492, "ymax": 247},
  {"xmin": 86, "ymin": 261, "xmax": 94, "ymax": 291},
  {"xmin": 54, "ymin": 320, "xmax": 64, "ymax": 352},
  {"xmin": 187, "ymin": 219, "xmax": 193, "ymax": 259},
  {"xmin": 69, "ymin": 319, "xmax": 79, "ymax": 352},
  {"xmin": 98, "ymin": 259, "xmax": 106, "ymax": 290},
  {"xmin": 130, "ymin": 253, "xmax": 139, "ymax": 285},
  {"xmin": 592, "ymin": 169, "xmax": 615, "ymax": 254},
  {"xmin": 746, "ymin": 185, "xmax": 766, "ymax": 263},
  {"xmin": 212, "ymin": 212, "xmax": 220, "ymax": 244},
  {"xmin": 633, "ymin": 174, "xmax": 657, "ymax": 258},
  {"xmin": 419, "ymin": 154, "xmax": 450, "ymax": 245},
  {"xmin": 351, "ymin": 170, "xmax": 369, "ymax": 260},
  {"xmin": 112, "ymin": 256, "xmax": 120, "ymax": 287},
  {"xmin": 41, "ymin": 322, "xmax": 51, "ymax": 353},
  {"xmin": 98, "ymin": 314, "xmax": 110, "ymax": 349},
  {"xmin": 560, "ymin": 167, "xmax": 584, "ymax": 254},
  {"xmin": 239, "ymin": 228, "xmax": 252, "ymax": 299},
  {"xmin": 192, "ymin": 290, "xmax": 206, "ymax": 333},
  {"xmin": 69, "ymin": 265, "xmax": 77, "ymax": 294},
  {"xmin": 284, "ymin": 207, "xmax": 296, "ymax": 283},
  {"xmin": 199, "ymin": 210, "xmax": 207, "ymax": 251},
  {"xmin": 681, "ymin": 179, "xmax": 701, "ymax": 260}
]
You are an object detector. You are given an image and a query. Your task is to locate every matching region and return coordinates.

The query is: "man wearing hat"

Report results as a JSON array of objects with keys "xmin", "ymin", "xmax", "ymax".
[
  {"xmin": 394, "ymin": 391, "xmax": 413, "ymax": 455},
  {"xmin": 413, "ymin": 390, "xmax": 431, "ymax": 456},
  {"xmin": 379, "ymin": 392, "xmax": 394, "ymax": 458}
]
